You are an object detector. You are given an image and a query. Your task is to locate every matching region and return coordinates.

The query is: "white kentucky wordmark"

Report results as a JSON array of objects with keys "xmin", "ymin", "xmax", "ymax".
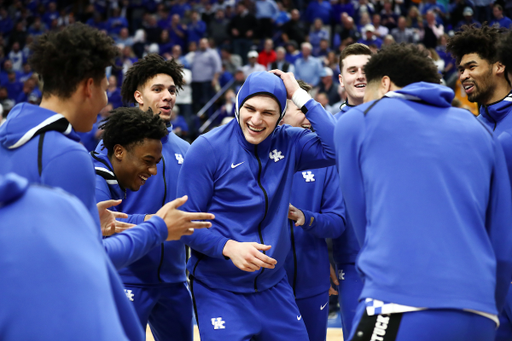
[
  {"xmin": 211, "ymin": 317, "xmax": 226, "ymax": 330},
  {"xmin": 124, "ymin": 289, "xmax": 134, "ymax": 302},
  {"xmin": 175, "ymin": 153, "xmax": 184, "ymax": 164},
  {"xmin": 302, "ymin": 171, "xmax": 315, "ymax": 182},
  {"xmin": 370, "ymin": 315, "xmax": 390, "ymax": 341},
  {"xmin": 269, "ymin": 149, "xmax": 284, "ymax": 162}
]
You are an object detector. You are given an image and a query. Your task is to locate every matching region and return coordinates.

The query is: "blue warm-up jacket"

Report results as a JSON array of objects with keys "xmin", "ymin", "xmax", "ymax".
[
  {"xmin": 335, "ymin": 82, "xmax": 512, "ymax": 316},
  {"xmin": 0, "ymin": 103, "xmax": 169, "ymax": 271},
  {"xmin": 93, "ymin": 128, "xmax": 189, "ymax": 284},
  {"xmin": 0, "ymin": 173, "xmax": 143, "ymax": 341},
  {"xmin": 284, "ymin": 165, "xmax": 345, "ymax": 299},
  {"xmin": 177, "ymin": 71, "xmax": 337, "ymax": 293}
]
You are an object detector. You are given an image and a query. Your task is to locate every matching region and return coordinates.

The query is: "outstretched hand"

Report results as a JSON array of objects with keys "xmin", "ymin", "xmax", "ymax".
[
  {"xmin": 222, "ymin": 240, "xmax": 277, "ymax": 272},
  {"xmin": 268, "ymin": 69, "xmax": 300, "ymax": 99},
  {"xmin": 156, "ymin": 195, "xmax": 215, "ymax": 241},
  {"xmin": 97, "ymin": 200, "xmax": 136, "ymax": 236}
]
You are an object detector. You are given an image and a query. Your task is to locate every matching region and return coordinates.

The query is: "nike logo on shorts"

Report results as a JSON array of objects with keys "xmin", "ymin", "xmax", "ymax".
[
  {"xmin": 297, "ymin": 315, "xmax": 302, "ymax": 320},
  {"xmin": 320, "ymin": 302, "xmax": 328, "ymax": 310}
]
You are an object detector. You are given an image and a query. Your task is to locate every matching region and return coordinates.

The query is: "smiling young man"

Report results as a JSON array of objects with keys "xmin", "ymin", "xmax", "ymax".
[
  {"xmin": 94, "ymin": 53, "xmax": 195, "ymax": 341},
  {"xmin": 333, "ymin": 42, "xmax": 372, "ymax": 340},
  {"xmin": 281, "ymin": 80, "xmax": 346, "ymax": 341},
  {"xmin": 335, "ymin": 43, "xmax": 512, "ymax": 341},
  {"xmin": 0, "ymin": 23, "xmax": 214, "ymax": 341},
  {"xmin": 177, "ymin": 70, "xmax": 337, "ymax": 340}
]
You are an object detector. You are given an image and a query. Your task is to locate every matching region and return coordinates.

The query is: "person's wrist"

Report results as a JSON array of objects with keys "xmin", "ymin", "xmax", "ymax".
[
  {"xmin": 292, "ymin": 88, "xmax": 312, "ymax": 109},
  {"xmin": 222, "ymin": 239, "xmax": 235, "ymax": 257}
]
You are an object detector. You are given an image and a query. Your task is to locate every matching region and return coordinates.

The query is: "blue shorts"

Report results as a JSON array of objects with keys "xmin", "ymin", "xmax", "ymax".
[
  {"xmin": 336, "ymin": 262, "xmax": 363, "ymax": 340},
  {"xmin": 296, "ymin": 291, "xmax": 329, "ymax": 341},
  {"xmin": 349, "ymin": 300, "xmax": 496, "ymax": 341},
  {"xmin": 190, "ymin": 276, "xmax": 309, "ymax": 341},
  {"xmin": 124, "ymin": 282, "xmax": 193, "ymax": 341}
]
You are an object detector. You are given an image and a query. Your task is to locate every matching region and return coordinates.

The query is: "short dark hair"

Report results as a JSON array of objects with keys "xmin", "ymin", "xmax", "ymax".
[
  {"xmin": 364, "ymin": 43, "xmax": 441, "ymax": 87},
  {"xmin": 99, "ymin": 107, "xmax": 169, "ymax": 157},
  {"xmin": 29, "ymin": 23, "xmax": 119, "ymax": 99},
  {"xmin": 339, "ymin": 43, "xmax": 372, "ymax": 71},
  {"xmin": 297, "ymin": 79, "xmax": 312, "ymax": 93},
  {"xmin": 447, "ymin": 25, "xmax": 501, "ymax": 65},
  {"xmin": 498, "ymin": 29, "xmax": 512, "ymax": 73},
  {"xmin": 121, "ymin": 54, "xmax": 184, "ymax": 104}
]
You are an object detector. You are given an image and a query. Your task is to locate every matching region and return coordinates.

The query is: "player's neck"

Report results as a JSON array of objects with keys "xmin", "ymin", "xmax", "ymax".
[
  {"xmin": 484, "ymin": 78, "xmax": 512, "ymax": 105},
  {"xmin": 39, "ymin": 96, "xmax": 80, "ymax": 125},
  {"xmin": 347, "ymin": 95, "xmax": 363, "ymax": 106}
]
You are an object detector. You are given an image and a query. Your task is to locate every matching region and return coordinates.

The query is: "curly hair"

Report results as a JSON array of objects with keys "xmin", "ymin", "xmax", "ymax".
[
  {"xmin": 121, "ymin": 54, "xmax": 184, "ymax": 104},
  {"xmin": 446, "ymin": 25, "xmax": 501, "ymax": 65},
  {"xmin": 99, "ymin": 107, "xmax": 169, "ymax": 157},
  {"xmin": 29, "ymin": 22, "xmax": 119, "ymax": 99},
  {"xmin": 364, "ymin": 43, "xmax": 441, "ymax": 87}
]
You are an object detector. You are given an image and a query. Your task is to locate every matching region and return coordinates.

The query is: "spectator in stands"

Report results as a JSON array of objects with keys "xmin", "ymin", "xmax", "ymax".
[
  {"xmin": 86, "ymin": 13, "xmax": 107, "ymax": 31},
  {"xmin": 115, "ymin": 27, "xmax": 134, "ymax": 47},
  {"xmin": 107, "ymin": 8, "xmax": 128, "ymax": 37},
  {"xmin": 421, "ymin": 10, "xmax": 444, "ymax": 49},
  {"xmin": 294, "ymin": 42, "xmax": 323, "ymax": 87},
  {"xmin": 107, "ymin": 75, "xmax": 123, "ymax": 109},
  {"xmin": 231, "ymin": 67, "xmax": 245, "ymax": 94},
  {"xmin": 9, "ymin": 21, "xmax": 27, "ymax": 50},
  {"xmin": 435, "ymin": 33, "xmax": 457, "ymax": 88},
  {"xmin": 229, "ymin": 2, "xmax": 257, "ymax": 64},
  {"xmin": 171, "ymin": 0, "xmax": 191, "ymax": 18},
  {"xmin": 158, "ymin": 29, "xmax": 173, "ymax": 55},
  {"xmin": 371, "ymin": 14, "xmax": 389, "ymax": 38},
  {"xmin": 8, "ymin": 42, "xmax": 23, "ymax": 72},
  {"xmin": 316, "ymin": 67, "xmax": 341, "ymax": 105},
  {"xmin": 420, "ymin": 0, "xmax": 447, "ymax": 24},
  {"xmin": 242, "ymin": 51, "xmax": 266, "ymax": 77},
  {"xmin": 19, "ymin": 63, "xmax": 32, "ymax": 83},
  {"xmin": 42, "ymin": 2, "xmax": 59, "ymax": 28},
  {"xmin": 255, "ymin": 0, "xmax": 279, "ymax": 39},
  {"xmin": 309, "ymin": 18, "xmax": 330, "ymax": 54},
  {"xmin": 274, "ymin": 2, "xmax": 291, "ymax": 27},
  {"xmin": 209, "ymin": 8, "xmax": 230, "ymax": 47},
  {"xmin": 5, "ymin": 71, "xmax": 22, "ymax": 101},
  {"xmin": 188, "ymin": 10, "xmax": 207, "ymax": 44},
  {"xmin": 27, "ymin": 16, "xmax": 47, "ymax": 36},
  {"xmin": 449, "ymin": 0, "xmax": 475, "ymax": 29},
  {"xmin": 170, "ymin": 105, "xmax": 189, "ymax": 139},
  {"xmin": 337, "ymin": 16, "xmax": 361, "ymax": 47},
  {"xmin": 381, "ymin": 0, "xmax": 398, "ymax": 30},
  {"xmin": 175, "ymin": 63, "xmax": 195, "ymax": 137},
  {"xmin": 354, "ymin": 0, "xmax": 375, "ymax": 25},
  {"xmin": 171, "ymin": 44, "xmax": 190, "ymax": 69},
  {"xmin": 391, "ymin": 16, "xmax": 417, "ymax": 43},
  {"xmin": 306, "ymin": 0, "xmax": 333, "ymax": 25},
  {"xmin": 144, "ymin": 14, "xmax": 162, "ymax": 44},
  {"xmin": 314, "ymin": 38, "xmax": 331, "ymax": 57},
  {"xmin": 15, "ymin": 77, "xmax": 36, "ymax": 104},
  {"xmin": 0, "ymin": 8, "xmax": 13, "ymax": 35},
  {"xmin": 474, "ymin": 0, "xmax": 493, "ymax": 24},
  {"xmin": 490, "ymin": 4, "xmax": 512, "ymax": 29},
  {"xmin": 358, "ymin": 24, "xmax": 383, "ymax": 48},
  {"xmin": 221, "ymin": 45, "xmax": 242, "ymax": 75},
  {"xmin": 281, "ymin": 9, "xmax": 308, "ymax": 46},
  {"xmin": 407, "ymin": 6, "xmax": 423, "ymax": 28},
  {"xmin": 285, "ymin": 40, "xmax": 301, "ymax": 64},
  {"xmin": 455, "ymin": 7, "xmax": 480, "ymax": 31},
  {"xmin": 191, "ymin": 38, "xmax": 222, "ymax": 115},
  {"xmin": 333, "ymin": 0, "xmax": 356, "ymax": 24},
  {"xmin": 270, "ymin": 46, "xmax": 294, "ymax": 73},
  {"xmin": 258, "ymin": 38, "xmax": 276, "ymax": 70}
]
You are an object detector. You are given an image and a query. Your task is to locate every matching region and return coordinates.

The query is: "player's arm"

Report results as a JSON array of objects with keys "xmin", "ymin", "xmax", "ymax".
[
  {"xmin": 289, "ymin": 167, "xmax": 346, "ymax": 238},
  {"xmin": 487, "ymin": 136, "xmax": 512, "ymax": 312},
  {"xmin": 334, "ymin": 108, "xmax": 367, "ymax": 246}
]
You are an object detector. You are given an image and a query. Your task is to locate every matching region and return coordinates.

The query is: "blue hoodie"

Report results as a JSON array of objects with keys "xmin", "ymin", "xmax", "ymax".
[
  {"xmin": 333, "ymin": 101, "xmax": 360, "ymax": 265},
  {"xmin": 0, "ymin": 173, "xmax": 143, "ymax": 341},
  {"xmin": 0, "ymin": 103, "xmax": 169, "ymax": 270},
  {"xmin": 335, "ymin": 82, "xmax": 512, "ymax": 315},
  {"xmin": 284, "ymin": 165, "xmax": 345, "ymax": 299},
  {"xmin": 93, "ymin": 127, "xmax": 190, "ymax": 285},
  {"xmin": 177, "ymin": 71, "xmax": 337, "ymax": 293}
]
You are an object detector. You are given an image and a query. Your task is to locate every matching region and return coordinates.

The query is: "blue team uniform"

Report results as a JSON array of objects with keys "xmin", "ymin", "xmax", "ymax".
[
  {"xmin": 93, "ymin": 128, "xmax": 193, "ymax": 341},
  {"xmin": 0, "ymin": 173, "xmax": 143, "ymax": 341},
  {"xmin": 0, "ymin": 103, "xmax": 173, "ymax": 340},
  {"xmin": 335, "ymin": 83, "xmax": 512, "ymax": 340},
  {"xmin": 333, "ymin": 101, "xmax": 365, "ymax": 339},
  {"xmin": 284, "ymin": 165, "xmax": 345, "ymax": 341},
  {"xmin": 477, "ymin": 92, "xmax": 512, "ymax": 341},
  {"xmin": 177, "ymin": 71, "xmax": 337, "ymax": 340}
]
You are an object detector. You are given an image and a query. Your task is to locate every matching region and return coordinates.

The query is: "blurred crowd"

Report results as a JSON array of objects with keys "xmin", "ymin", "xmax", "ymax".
[{"xmin": 1, "ymin": 0, "xmax": 511, "ymax": 143}]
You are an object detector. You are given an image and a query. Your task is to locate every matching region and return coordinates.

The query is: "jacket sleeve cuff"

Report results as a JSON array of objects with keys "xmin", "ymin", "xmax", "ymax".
[
  {"xmin": 299, "ymin": 209, "xmax": 317, "ymax": 230},
  {"xmin": 147, "ymin": 215, "xmax": 168, "ymax": 242}
]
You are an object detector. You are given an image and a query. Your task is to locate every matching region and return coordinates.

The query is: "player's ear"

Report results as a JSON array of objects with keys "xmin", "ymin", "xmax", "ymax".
[
  {"xmin": 339, "ymin": 74, "xmax": 344, "ymax": 88},
  {"xmin": 381, "ymin": 75, "xmax": 392, "ymax": 93},
  {"xmin": 83, "ymin": 78, "xmax": 94, "ymax": 99},
  {"xmin": 495, "ymin": 61, "xmax": 506, "ymax": 77},
  {"xmin": 134, "ymin": 90, "xmax": 144, "ymax": 106},
  {"xmin": 113, "ymin": 144, "xmax": 125, "ymax": 161}
]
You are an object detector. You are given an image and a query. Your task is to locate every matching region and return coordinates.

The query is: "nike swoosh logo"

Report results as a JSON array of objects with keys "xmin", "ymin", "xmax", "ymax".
[
  {"xmin": 231, "ymin": 162, "xmax": 244, "ymax": 169},
  {"xmin": 297, "ymin": 315, "xmax": 302, "ymax": 320},
  {"xmin": 320, "ymin": 302, "xmax": 328, "ymax": 310}
]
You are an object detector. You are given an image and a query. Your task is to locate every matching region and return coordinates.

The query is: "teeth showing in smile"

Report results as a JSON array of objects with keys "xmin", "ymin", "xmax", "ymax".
[
  {"xmin": 140, "ymin": 175, "xmax": 147, "ymax": 181},
  {"xmin": 248, "ymin": 125, "xmax": 264, "ymax": 132},
  {"xmin": 355, "ymin": 84, "xmax": 366, "ymax": 88},
  {"xmin": 464, "ymin": 85, "xmax": 473, "ymax": 90},
  {"xmin": 302, "ymin": 125, "xmax": 311, "ymax": 129}
]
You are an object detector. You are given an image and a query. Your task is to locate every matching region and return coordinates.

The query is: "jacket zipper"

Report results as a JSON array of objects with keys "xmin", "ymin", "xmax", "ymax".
[
  {"xmin": 253, "ymin": 144, "xmax": 269, "ymax": 292},
  {"xmin": 157, "ymin": 157, "xmax": 167, "ymax": 282},
  {"xmin": 289, "ymin": 220, "xmax": 298, "ymax": 297}
]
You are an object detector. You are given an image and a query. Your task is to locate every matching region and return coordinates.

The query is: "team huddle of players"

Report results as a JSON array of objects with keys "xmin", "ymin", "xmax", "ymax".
[{"xmin": 1, "ymin": 22, "xmax": 512, "ymax": 341}]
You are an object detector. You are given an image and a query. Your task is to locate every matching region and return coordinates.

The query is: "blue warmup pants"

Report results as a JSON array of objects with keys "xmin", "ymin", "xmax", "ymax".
[
  {"xmin": 496, "ymin": 286, "xmax": 512, "ymax": 341},
  {"xmin": 190, "ymin": 276, "xmax": 309, "ymax": 341},
  {"xmin": 349, "ymin": 300, "xmax": 496, "ymax": 341},
  {"xmin": 124, "ymin": 282, "xmax": 193, "ymax": 341},
  {"xmin": 296, "ymin": 290, "xmax": 330, "ymax": 341},
  {"xmin": 336, "ymin": 262, "xmax": 364, "ymax": 340}
]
